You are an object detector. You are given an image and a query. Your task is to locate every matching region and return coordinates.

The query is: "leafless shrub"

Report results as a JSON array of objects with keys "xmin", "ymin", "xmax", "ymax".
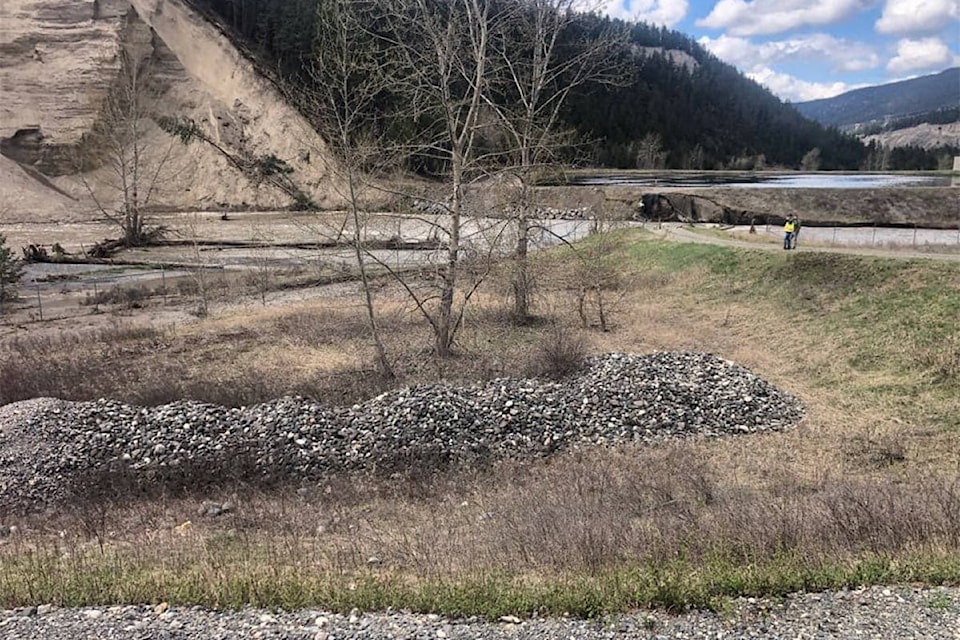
[
  {"xmin": 843, "ymin": 432, "xmax": 909, "ymax": 470},
  {"xmin": 82, "ymin": 284, "xmax": 153, "ymax": 309},
  {"xmin": 526, "ymin": 322, "xmax": 588, "ymax": 379},
  {"xmin": 920, "ymin": 334, "xmax": 960, "ymax": 388},
  {"xmin": 272, "ymin": 308, "xmax": 376, "ymax": 346}
]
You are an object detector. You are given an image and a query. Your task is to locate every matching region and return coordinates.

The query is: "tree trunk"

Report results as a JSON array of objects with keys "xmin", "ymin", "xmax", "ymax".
[{"xmin": 349, "ymin": 168, "xmax": 394, "ymax": 378}]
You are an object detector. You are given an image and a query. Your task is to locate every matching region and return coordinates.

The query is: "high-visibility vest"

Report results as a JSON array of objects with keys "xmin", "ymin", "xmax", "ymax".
[{"xmin": 784, "ymin": 221, "xmax": 796, "ymax": 233}]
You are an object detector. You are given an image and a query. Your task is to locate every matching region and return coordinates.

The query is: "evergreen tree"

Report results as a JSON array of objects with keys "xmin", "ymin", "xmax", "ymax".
[{"xmin": 0, "ymin": 233, "xmax": 24, "ymax": 304}]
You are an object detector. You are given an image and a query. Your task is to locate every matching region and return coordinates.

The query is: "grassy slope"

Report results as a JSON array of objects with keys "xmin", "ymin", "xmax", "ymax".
[{"xmin": 1, "ymin": 229, "xmax": 959, "ymax": 615}]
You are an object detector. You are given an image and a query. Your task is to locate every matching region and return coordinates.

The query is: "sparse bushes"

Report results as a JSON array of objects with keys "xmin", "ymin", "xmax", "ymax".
[
  {"xmin": 2, "ymin": 448, "xmax": 959, "ymax": 614},
  {"xmin": 920, "ymin": 334, "xmax": 960, "ymax": 388},
  {"xmin": 83, "ymin": 284, "xmax": 153, "ymax": 309},
  {"xmin": 526, "ymin": 322, "xmax": 587, "ymax": 379}
]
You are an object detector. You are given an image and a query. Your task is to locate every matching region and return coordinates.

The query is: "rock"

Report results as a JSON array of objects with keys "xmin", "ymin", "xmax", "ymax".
[
  {"xmin": 199, "ymin": 503, "xmax": 229, "ymax": 518},
  {"xmin": 0, "ymin": 352, "xmax": 803, "ymax": 513}
]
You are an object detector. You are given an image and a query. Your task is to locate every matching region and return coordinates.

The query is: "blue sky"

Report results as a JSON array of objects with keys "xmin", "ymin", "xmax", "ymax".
[{"xmin": 598, "ymin": 0, "xmax": 960, "ymax": 102}]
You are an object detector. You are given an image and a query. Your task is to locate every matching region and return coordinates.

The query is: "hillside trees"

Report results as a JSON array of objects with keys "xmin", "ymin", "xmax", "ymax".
[{"xmin": 192, "ymin": 0, "xmax": 870, "ymax": 170}]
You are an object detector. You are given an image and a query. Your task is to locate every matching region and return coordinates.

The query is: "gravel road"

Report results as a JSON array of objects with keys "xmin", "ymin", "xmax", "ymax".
[
  {"xmin": 654, "ymin": 224, "xmax": 960, "ymax": 261},
  {"xmin": 1, "ymin": 585, "xmax": 956, "ymax": 639}
]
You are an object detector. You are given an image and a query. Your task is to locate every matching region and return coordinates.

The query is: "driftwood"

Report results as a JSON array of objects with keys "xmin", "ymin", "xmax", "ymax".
[
  {"xmin": 21, "ymin": 243, "xmax": 65, "ymax": 262},
  {"xmin": 87, "ymin": 238, "xmax": 127, "ymax": 258}
]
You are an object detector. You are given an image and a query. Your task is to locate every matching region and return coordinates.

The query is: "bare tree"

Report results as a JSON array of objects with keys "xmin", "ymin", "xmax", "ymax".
[
  {"xmin": 377, "ymin": 0, "xmax": 498, "ymax": 357},
  {"xmin": 801, "ymin": 147, "xmax": 822, "ymax": 171},
  {"xmin": 185, "ymin": 212, "xmax": 210, "ymax": 317},
  {"xmin": 635, "ymin": 132, "xmax": 666, "ymax": 170},
  {"xmin": 248, "ymin": 222, "xmax": 273, "ymax": 307},
  {"xmin": 308, "ymin": 0, "xmax": 395, "ymax": 377},
  {"xmin": 485, "ymin": 0, "xmax": 627, "ymax": 321},
  {"xmin": 79, "ymin": 46, "xmax": 173, "ymax": 246},
  {"xmin": 571, "ymin": 218, "xmax": 621, "ymax": 331},
  {"xmin": 305, "ymin": 0, "xmax": 623, "ymax": 356},
  {"xmin": 534, "ymin": 192, "xmax": 626, "ymax": 331}
]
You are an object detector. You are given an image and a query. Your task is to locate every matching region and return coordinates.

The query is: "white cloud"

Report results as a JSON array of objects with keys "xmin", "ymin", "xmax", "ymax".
[
  {"xmin": 696, "ymin": 0, "xmax": 870, "ymax": 36},
  {"xmin": 876, "ymin": 0, "xmax": 960, "ymax": 35},
  {"xmin": 887, "ymin": 37, "xmax": 957, "ymax": 73},
  {"xmin": 699, "ymin": 33, "xmax": 879, "ymax": 73},
  {"xmin": 599, "ymin": 0, "xmax": 688, "ymax": 26},
  {"xmin": 747, "ymin": 66, "xmax": 854, "ymax": 101}
]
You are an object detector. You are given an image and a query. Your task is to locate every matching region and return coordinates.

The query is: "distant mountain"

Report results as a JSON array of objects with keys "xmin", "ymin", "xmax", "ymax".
[{"xmin": 796, "ymin": 68, "xmax": 960, "ymax": 128}]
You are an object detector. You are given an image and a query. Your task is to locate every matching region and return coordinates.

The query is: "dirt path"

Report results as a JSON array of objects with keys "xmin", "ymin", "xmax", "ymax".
[{"xmin": 649, "ymin": 222, "xmax": 960, "ymax": 262}]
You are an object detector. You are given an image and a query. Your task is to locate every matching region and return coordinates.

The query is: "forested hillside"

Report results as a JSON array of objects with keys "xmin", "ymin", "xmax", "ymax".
[
  {"xmin": 565, "ymin": 17, "xmax": 865, "ymax": 170},
  {"xmin": 185, "ymin": 0, "xmax": 941, "ymax": 171}
]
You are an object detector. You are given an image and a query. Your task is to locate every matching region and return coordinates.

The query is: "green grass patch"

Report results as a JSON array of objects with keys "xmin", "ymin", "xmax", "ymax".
[
  {"xmin": 618, "ymin": 231, "xmax": 960, "ymax": 394},
  {"xmin": 624, "ymin": 239, "xmax": 741, "ymax": 275},
  {"xmin": 1, "ymin": 545, "xmax": 957, "ymax": 616}
]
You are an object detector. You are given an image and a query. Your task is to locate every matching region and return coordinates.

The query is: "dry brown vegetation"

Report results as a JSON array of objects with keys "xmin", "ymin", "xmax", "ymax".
[{"xmin": 1, "ymin": 229, "xmax": 959, "ymax": 614}]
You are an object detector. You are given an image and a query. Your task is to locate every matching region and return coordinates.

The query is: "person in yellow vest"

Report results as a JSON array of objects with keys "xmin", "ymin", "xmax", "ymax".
[{"xmin": 783, "ymin": 216, "xmax": 796, "ymax": 250}]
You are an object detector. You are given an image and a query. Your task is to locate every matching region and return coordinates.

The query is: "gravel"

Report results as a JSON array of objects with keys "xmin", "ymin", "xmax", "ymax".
[
  {"xmin": 0, "ymin": 586, "xmax": 956, "ymax": 639},
  {"xmin": 0, "ymin": 352, "xmax": 803, "ymax": 513},
  {"xmin": 1, "ymin": 357, "xmax": 954, "ymax": 638}
]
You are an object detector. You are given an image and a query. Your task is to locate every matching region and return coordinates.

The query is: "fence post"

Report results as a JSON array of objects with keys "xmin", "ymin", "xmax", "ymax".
[{"xmin": 36, "ymin": 283, "xmax": 43, "ymax": 321}]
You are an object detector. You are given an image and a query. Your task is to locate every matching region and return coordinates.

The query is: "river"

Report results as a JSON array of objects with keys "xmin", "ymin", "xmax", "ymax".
[{"xmin": 561, "ymin": 172, "xmax": 954, "ymax": 188}]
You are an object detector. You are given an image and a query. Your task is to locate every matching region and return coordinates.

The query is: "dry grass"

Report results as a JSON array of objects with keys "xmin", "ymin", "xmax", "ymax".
[
  {"xmin": 2, "ymin": 450, "xmax": 958, "ymax": 614},
  {"xmin": 1, "ymin": 230, "xmax": 960, "ymax": 613}
]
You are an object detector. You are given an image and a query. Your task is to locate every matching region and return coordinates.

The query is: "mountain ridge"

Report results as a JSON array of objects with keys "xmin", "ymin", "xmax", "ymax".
[{"xmin": 795, "ymin": 68, "xmax": 960, "ymax": 129}]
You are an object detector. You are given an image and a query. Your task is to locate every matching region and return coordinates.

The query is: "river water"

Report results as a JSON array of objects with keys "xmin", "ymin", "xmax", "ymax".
[{"xmin": 564, "ymin": 172, "xmax": 954, "ymax": 188}]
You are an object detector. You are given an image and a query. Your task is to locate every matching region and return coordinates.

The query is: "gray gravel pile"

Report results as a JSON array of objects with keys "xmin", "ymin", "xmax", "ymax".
[
  {"xmin": 411, "ymin": 199, "xmax": 593, "ymax": 220},
  {"xmin": 498, "ymin": 204, "xmax": 594, "ymax": 220},
  {"xmin": 0, "ymin": 352, "xmax": 802, "ymax": 512},
  {"xmin": 0, "ymin": 585, "xmax": 956, "ymax": 639}
]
